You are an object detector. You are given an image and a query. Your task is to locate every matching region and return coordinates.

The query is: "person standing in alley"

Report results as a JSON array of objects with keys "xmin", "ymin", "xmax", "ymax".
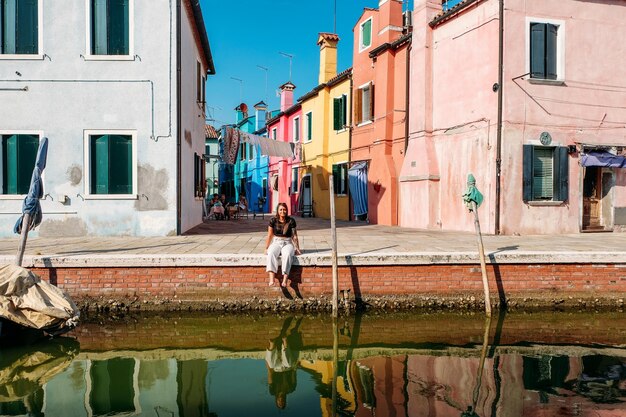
[{"xmin": 265, "ymin": 203, "xmax": 301, "ymax": 287}]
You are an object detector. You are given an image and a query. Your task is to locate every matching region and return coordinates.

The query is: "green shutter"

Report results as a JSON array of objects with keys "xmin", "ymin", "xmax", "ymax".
[
  {"xmin": 108, "ymin": 0, "xmax": 129, "ymax": 55},
  {"xmin": 341, "ymin": 94, "xmax": 347, "ymax": 127},
  {"xmin": 108, "ymin": 135, "xmax": 132, "ymax": 194},
  {"xmin": 92, "ymin": 0, "xmax": 107, "ymax": 54},
  {"xmin": 3, "ymin": 135, "xmax": 18, "ymax": 194},
  {"xmin": 2, "ymin": 134, "xmax": 38, "ymax": 195},
  {"xmin": 546, "ymin": 24, "xmax": 558, "ymax": 80},
  {"xmin": 306, "ymin": 112, "xmax": 312, "ymax": 140},
  {"xmin": 332, "ymin": 165, "xmax": 340, "ymax": 195},
  {"xmin": 522, "ymin": 145, "xmax": 533, "ymax": 201},
  {"xmin": 2, "ymin": 0, "xmax": 17, "ymax": 54},
  {"xmin": 15, "ymin": 0, "xmax": 37, "ymax": 54},
  {"xmin": 532, "ymin": 147, "xmax": 554, "ymax": 200},
  {"xmin": 530, "ymin": 23, "xmax": 546, "ymax": 79},
  {"xmin": 554, "ymin": 146, "xmax": 569, "ymax": 202},
  {"xmin": 333, "ymin": 98, "xmax": 341, "ymax": 130},
  {"xmin": 362, "ymin": 19, "xmax": 371, "ymax": 48},
  {"xmin": 91, "ymin": 135, "xmax": 109, "ymax": 194}
]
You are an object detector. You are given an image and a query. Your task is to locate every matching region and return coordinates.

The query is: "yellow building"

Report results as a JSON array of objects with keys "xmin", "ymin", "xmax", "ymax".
[{"xmin": 298, "ymin": 33, "xmax": 352, "ymax": 221}]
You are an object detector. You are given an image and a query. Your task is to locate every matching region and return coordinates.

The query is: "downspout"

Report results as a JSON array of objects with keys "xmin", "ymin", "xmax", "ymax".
[
  {"xmin": 404, "ymin": 42, "xmax": 411, "ymax": 153},
  {"xmin": 348, "ymin": 73, "xmax": 354, "ymax": 222},
  {"xmin": 494, "ymin": 0, "xmax": 504, "ymax": 235},
  {"xmin": 176, "ymin": 0, "xmax": 182, "ymax": 234}
]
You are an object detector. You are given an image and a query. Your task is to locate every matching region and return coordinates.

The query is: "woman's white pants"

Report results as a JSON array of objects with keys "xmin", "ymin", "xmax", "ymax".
[{"xmin": 266, "ymin": 237, "xmax": 295, "ymax": 275}]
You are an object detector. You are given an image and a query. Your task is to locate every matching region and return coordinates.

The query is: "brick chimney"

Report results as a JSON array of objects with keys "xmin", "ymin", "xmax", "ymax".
[
  {"xmin": 317, "ymin": 33, "xmax": 339, "ymax": 84},
  {"xmin": 279, "ymin": 81, "xmax": 296, "ymax": 112}
]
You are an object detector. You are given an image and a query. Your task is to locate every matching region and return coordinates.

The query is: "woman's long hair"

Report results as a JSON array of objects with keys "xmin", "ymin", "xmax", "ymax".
[{"xmin": 274, "ymin": 203, "xmax": 289, "ymax": 220}]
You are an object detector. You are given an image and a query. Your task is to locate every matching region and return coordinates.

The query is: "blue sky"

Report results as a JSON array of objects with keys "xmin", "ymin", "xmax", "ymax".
[{"xmin": 200, "ymin": 0, "xmax": 413, "ymax": 128}]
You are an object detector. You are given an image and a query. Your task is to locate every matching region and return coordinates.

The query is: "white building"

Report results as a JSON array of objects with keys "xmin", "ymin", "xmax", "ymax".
[{"xmin": 0, "ymin": 0, "xmax": 215, "ymax": 237}]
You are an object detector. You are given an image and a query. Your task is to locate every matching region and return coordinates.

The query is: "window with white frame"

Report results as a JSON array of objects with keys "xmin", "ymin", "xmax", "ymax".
[
  {"xmin": 522, "ymin": 145, "xmax": 568, "ymax": 202},
  {"xmin": 1, "ymin": 0, "xmax": 40, "ymax": 56},
  {"xmin": 0, "ymin": 133, "xmax": 39, "ymax": 195},
  {"xmin": 333, "ymin": 94, "xmax": 348, "ymax": 130},
  {"xmin": 196, "ymin": 61, "xmax": 206, "ymax": 113},
  {"xmin": 355, "ymin": 83, "xmax": 374, "ymax": 125},
  {"xmin": 272, "ymin": 127, "xmax": 277, "ymax": 140},
  {"xmin": 89, "ymin": 0, "xmax": 132, "ymax": 56},
  {"xmin": 332, "ymin": 163, "xmax": 348, "ymax": 195},
  {"xmin": 85, "ymin": 131, "xmax": 136, "ymax": 196},
  {"xmin": 528, "ymin": 18, "xmax": 564, "ymax": 80},
  {"xmin": 359, "ymin": 17, "xmax": 372, "ymax": 51},
  {"xmin": 291, "ymin": 167, "xmax": 298, "ymax": 194},
  {"xmin": 305, "ymin": 112, "xmax": 313, "ymax": 142},
  {"xmin": 293, "ymin": 116, "xmax": 300, "ymax": 143}
]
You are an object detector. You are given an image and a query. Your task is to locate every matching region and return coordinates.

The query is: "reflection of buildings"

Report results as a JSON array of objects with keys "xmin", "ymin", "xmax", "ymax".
[{"xmin": 3, "ymin": 351, "xmax": 626, "ymax": 416}]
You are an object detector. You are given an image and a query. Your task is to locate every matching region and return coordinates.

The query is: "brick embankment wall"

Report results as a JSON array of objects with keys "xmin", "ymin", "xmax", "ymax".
[{"xmin": 31, "ymin": 263, "xmax": 626, "ymax": 307}]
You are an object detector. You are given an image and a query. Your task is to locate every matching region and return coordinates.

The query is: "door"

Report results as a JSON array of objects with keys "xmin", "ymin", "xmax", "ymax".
[
  {"xmin": 301, "ymin": 175, "xmax": 312, "ymax": 217},
  {"xmin": 582, "ymin": 167, "xmax": 603, "ymax": 230}
]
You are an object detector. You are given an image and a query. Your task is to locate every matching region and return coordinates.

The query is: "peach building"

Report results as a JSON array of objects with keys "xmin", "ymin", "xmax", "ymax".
[
  {"xmin": 350, "ymin": 0, "xmax": 412, "ymax": 225},
  {"xmin": 400, "ymin": 0, "xmax": 626, "ymax": 234}
]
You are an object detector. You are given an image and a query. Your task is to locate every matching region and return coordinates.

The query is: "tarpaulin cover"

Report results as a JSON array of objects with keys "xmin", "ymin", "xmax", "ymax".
[
  {"xmin": 0, "ymin": 264, "xmax": 80, "ymax": 335},
  {"xmin": 348, "ymin": 162, "xmax": 368, "ymax": 216},
  {"xmin": 581, "ymin": 151, "xmax": 626, "ymax": 168}
]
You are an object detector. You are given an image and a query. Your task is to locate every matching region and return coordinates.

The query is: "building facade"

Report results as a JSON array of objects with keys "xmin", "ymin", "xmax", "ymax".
[
  {"xmin": 0, "ymin": 0, "xmax": 214, "ymax": 236},
  {"xmin": 401, "ymin": 0, "xmax": 626, "ymax": 235}
]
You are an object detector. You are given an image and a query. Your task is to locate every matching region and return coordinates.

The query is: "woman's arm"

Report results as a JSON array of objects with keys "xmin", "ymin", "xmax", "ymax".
[
  {"xmin": 265, "ymin": 226, "xmax": 274, "ymax": 254},
  {"xmin": 292, "ymin": 230, "xmax": 301, "ymax": 255}
]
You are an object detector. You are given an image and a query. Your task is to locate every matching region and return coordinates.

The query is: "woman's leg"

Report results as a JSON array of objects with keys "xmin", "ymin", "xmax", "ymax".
[
  {"xmin": 266, "ymin": 242, "xmax": 281, "ymax": 286},
  {"xmin": 280, "ymin": 243, "xmax": 295, "ymax": 286}
]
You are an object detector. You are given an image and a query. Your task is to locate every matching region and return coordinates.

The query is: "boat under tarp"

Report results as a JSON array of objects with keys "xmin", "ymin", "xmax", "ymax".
[{"xmin": 0, "ymin": 264, "xmax": 79, "ymax": 336}]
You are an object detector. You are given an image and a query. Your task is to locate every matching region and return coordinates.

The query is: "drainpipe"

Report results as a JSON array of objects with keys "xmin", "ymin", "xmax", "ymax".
[
  {"xmin": 348, "ymin": 73, "xmax": 354, "ymax": 222},
  {"xmin": 494, "ymin": 0, "xmax": 504, "ymax": 235},
  {"xmin": 404, "ymin": 41, "xmax": 411, "ymax": 154},
  {"xmin": 176, "ymin": 0, "xmax": 182, "ymax": 234}
]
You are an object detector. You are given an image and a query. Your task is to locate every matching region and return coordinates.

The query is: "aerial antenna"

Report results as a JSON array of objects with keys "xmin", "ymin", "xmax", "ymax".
[
  {"xmin": 278, "ymin": 51, "xmax": 294, "ymax": 81},
  {"xmin": 256, "ymin": 65, "xmax": 269, "ymax": 104},
  {"xmin": 334, "ymin": 0, "xmax": 337, "ymax": 33},
  {"xmin": 230, "ymin": 76, "xmax": 243, "ymax": 103}
]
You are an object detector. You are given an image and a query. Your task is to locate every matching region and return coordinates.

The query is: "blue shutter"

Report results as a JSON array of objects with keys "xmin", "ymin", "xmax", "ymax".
[
  {"xmin": 546, "ymin": 24, "xmax": 558, "ymax": 80},
  {"xmin": 530, "ymin": 23, "xmax": 546, "ymax": 79},
  {"xmin": 92, "ymin": 0, "xmax": 107, "ymax": 54},
  {"xmin": 522, "ymin": 145, "xmax": 533, "ymax": 201},
  {"xmin": 2, "ymin": 0, "xmax": 17, "ymax": 54},
  {"xmin": 108, "ymin": 0, "xmax": 129, "ymax": 55},
  {"xmin": 554, "ymin": 146, "xmax": 569, "ymax": 202},
  {"xmin": 15, "ymin": 0, "xmax": 37, "ymax": 54}
]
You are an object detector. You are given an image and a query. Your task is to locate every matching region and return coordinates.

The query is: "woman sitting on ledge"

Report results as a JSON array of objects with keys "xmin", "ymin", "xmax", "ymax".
[{"xmin": 265, "ymin": 203, "xmax": 301, "ymax": 287}]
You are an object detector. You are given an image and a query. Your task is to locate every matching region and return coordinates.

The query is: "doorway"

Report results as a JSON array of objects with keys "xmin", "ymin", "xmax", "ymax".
[
  {"xmin": 582, "ymin": 167, "xmax": 614, "ymax": 231},
  {"xmin": 300, "ymin": 175, "xmax": 312, "ymax": 217}
]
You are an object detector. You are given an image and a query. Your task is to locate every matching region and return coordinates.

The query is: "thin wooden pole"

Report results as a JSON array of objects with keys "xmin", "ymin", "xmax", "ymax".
[
  {"xmin": 331, "ymin": 316, "xmax": 339, "ymax": 417},
  {"xmin": 15, "ymin": 213, "xmax": 31, "ymax": 267},
  {"xmin": 472, "ymin": 201, "xmax": 492, "ymax": 316},
  {"xmin": 473, "ymin": 315, "xmax": 492, "ymax": 408},
  {"xmin": 329, "ymin": 175, "xmax": 338, "ymax": 317}
]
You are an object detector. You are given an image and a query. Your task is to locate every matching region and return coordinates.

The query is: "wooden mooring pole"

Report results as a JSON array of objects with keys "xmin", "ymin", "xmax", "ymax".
[
  {"xmin": 472, "ymin": 201, "xmax": 492, "ymax": 317},
  {"xmin": 15, "ymin": 213, "xmax": 31, "ymax": 267},
  {"xmin": 329, "ymin": 175, "xmax": 339, "ymax": 317}
]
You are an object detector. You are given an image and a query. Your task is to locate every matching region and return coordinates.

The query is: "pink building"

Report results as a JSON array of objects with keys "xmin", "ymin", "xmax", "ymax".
[
  {"xmin": 266, "ymin": 82, "xmax": 302, "ymax": 215},
  {"xmin": 350, "ymin": 0, "xmax": 412, "ymax": 225},
  {"xmin": 400, "ymin": 0, "xmax": 626, "ymax": 235}
]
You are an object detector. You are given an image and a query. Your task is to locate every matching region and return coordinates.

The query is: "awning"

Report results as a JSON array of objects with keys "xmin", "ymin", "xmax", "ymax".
[{"xmin": 581, "ymin": 151, "xmax": 626, "ymax": 168}]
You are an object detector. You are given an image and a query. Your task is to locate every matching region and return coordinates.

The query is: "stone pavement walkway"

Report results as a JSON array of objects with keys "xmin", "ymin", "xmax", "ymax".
[{"xmin": 0, "ymin": 216, "xmax": 625, "ymax": 267}]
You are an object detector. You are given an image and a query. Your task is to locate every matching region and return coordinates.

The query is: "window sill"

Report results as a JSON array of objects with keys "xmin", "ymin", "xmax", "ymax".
[
  {"xmin": 526, "ymin": 200, "xmax": 565, "ymax": 206},
  {"xmin": 84, "ymin": 194, "xmax": 138, "ymax": 200},
  {"xmin": 335, "ymin": 128, "xmax": 348, "ymax": 133},
  {"xmin": 0, "ymin": 54, "xmax": 44, "ymax": 60},
  {"xmin": 527, "ymin": 78, "xmax": 566, "ymax": 86},
  {"xmin": 356, "ymin": 120, "xmax": 373, "ymax": 127},
  {"xmin": 359, "ymin": 44, "xmax": 372, "ymax": 53},
  {"xmin": 0, "ymin": 195, "xmax": 27, "ymax": 200},
  {"xmin": 335, "ymin": 194, "xmax": 348, "ymax": 198},
  {"xmin": 82, "ymin": 55, "xmax": 136, "ymax": 61}
]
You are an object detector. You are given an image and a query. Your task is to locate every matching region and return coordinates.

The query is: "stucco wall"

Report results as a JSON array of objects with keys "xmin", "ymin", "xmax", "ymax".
[{"xmin": 0, "ymin": 0, "xmax": 209, "ymax": 237}]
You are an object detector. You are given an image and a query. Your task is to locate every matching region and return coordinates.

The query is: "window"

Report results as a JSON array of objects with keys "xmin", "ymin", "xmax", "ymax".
[
  {"xmin": 293, "ymin": 117, "xmax": 300, "ymax": 143},
  {"xmin": 359, "ymin": 17, "xmax": 372, "ymax": 51},
  {"xmin": 272, "ymin": 127, "xmax": 277, "ymax": 140},
  {"xmin": 355, "ymin": 83, "xmax": 374, "ymax": 125},
  {"xmin": 89, "ymin": 359, "xmax": 138, "ymax": 416},
  {"xmin": 1, "ymin": 0, "xmax": 39, "ymax": 55},
  {"xmin": 332, "ymin": 163, "xmax": 348, "ymax": 195},
  {"xmin": 194, "ymin": 152, "xmax": 205, "ymax": 198},
  {"xmin": 333, "ymin": 95, "xmax": 347, "ymax": 130},
  {"xmin": 530, "ymin": 22, "xmax": 558, "ymax": 80},
  {"xmin": 249, "ymin": 143, "xmax": 254, "ymax": 160},
  {"xmin": 262, "ymin": 177, "xmax": 267, "ymax": 199},
  {"xmin": 1, "ymin": 134, "xmax": 39, "ymax": 195},
  {"xmin": 291, "ymin": 167, "xmax": 298, "ymax": 194},
  {"xmin": 90, "ymin": 0, "xmax": 130, "ymax": 56},
  {"xmin": 523, "ymin": 145, "xmax": 568, "ymax": 202},
  {"xmin": 86, "ymin": 131, "xmax": 135, "ymax": 196},
  {"xmin": 196, "ymin": 61, "xmax": 206, "ymax": 113},
  {"xmin": 305, "ymin": 112, "xmax": 313, "ymax": 142}
]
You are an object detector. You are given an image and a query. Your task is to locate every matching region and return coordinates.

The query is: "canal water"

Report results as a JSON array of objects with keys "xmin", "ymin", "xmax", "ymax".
[{"xmin": 2, "ymin": 311, "xmax": 626, "ymax": 417}]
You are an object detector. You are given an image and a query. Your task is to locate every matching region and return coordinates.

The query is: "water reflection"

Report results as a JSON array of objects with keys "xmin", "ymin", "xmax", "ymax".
[{"xmin": 2, "ymin": 312, "xmax": 626, "ymax": 416}]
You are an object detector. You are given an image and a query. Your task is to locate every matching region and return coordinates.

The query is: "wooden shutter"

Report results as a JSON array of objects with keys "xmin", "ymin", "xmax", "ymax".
[
  {"xmin": 554, "ymin": 146, "xmax": 569, "ymax": 202},
  {"xmin": 530, "ymin": 23, "xmax": 546, "ymax": 79},
  {"xmin": 354, "ymin": 88, "xmax": 362, "ymax": 125},
  {"xmin": 369, "ymin": 83, "xmax": 375, "ymax": 121},
  {"xmin": 362, "ymin": 19, "xmax": 371, "ymax": 48},
  {"xmin": 92, "ymin": 0, "xmax": 108, "ymax": 55},
  {"xmin": 15, "ymin": 0, "xmax": 38, "ymax": 54},
  {"xmin": 91, "ymin": 135, "xmax": 110, "ymax": 194},
  {"xmin": 341, "ymin": 94, "xmax": 348, "ymax": 127},
  {"xmin": 306, "ymin": 112, "xmax": 312, "ymax": 140},
  {"xmin": 2, "ymin": 0, "xmax": 17, "ymax": 54},
  {"xmin": 332, "ymin": 165, "xmax": 339, "ymax": 195},
  {"xmin": 333, "ymin": 98, "xmax": 342, "ymax": 130},
  {"xmin": 108, "ymin": 0, "xmax": 129, "ymax": 55},
  {"xmin": 522, "ymin": 144, "xmax": 533, "ymax": 201},
  {"xmin": 109, "ymin": 135, "xmax": 132, "ymax": 194},
  {"xmin": 3, "ymin": 135, "xmax": 38, "ymax": 195},
  {"xmin": 546, "ymin": 24, "xmax": 558, "ymax": 80},
  {"xmin": 3, "ymin": 135, "xmax": 19, "ymax": 194}
]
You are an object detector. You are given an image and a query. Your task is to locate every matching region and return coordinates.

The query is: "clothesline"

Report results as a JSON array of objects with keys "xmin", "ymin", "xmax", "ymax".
[{"xmin": 222, "ymin": 127, "xmax": 295, "ymax": 164}]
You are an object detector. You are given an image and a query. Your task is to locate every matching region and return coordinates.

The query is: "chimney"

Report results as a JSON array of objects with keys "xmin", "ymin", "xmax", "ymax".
[
  {"xmin": 279, "ymin": 81, "xmax": 296, "ymax": 112},
  {"xmin": 254, "ymin": 101, "xmax": 267, "ymax": 132},
  {"xmin": 317, "ymin": 33, "xmax": 339, "ymax": 84},
  {"xmin": 235, "ymin": 103, "xmax": 248, "ymax": 123},
  {"xmin": 378, "ymin": 0, "xmax": 404, "ymax": 43}
]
